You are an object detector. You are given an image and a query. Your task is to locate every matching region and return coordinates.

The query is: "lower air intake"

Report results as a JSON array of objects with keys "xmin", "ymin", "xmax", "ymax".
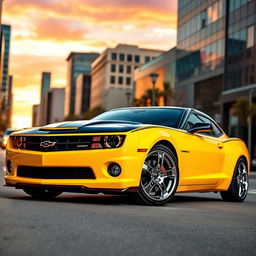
[{"xmin": 17, "ymin": 166, "xmax": 95, "ymax": 179}]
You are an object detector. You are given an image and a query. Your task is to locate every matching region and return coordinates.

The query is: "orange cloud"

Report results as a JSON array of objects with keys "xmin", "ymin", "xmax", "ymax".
[
  {"xmin": 34, "ymin": 18, "xmax": 88, "ymax": 41},
  {"xmin": 2, "ymin": 0, "xmax": 177, "ymax": 128}
]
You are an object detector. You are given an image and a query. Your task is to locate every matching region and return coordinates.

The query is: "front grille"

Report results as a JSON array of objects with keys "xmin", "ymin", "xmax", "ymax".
[
  {"xmin": 17, "ymin": 166, "xmax": 96, "ymax": 179},
  {"xmin": 15, "ymin": 136, "xmax": 94, "ymax": 152}
]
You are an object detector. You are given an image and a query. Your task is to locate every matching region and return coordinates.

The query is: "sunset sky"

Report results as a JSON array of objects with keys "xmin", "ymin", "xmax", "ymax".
[{"xmin": 2, "ymin": 0, "xmax": 178, "ymax": 128}]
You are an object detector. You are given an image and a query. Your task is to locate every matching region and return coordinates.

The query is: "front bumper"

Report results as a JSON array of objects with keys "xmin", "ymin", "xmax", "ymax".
[{"xmin": 5, "ymin": 143, "xmax": 146, "ymax": 192}]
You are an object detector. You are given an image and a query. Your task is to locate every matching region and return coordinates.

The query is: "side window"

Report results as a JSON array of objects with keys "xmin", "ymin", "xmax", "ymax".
[
  {"xmin": 185, "ymin": 114, "xmax": 203, "ymax": 130},
  {"xmin": 197, "ymin": 115, "xmax": 223, "ymax": 137}
]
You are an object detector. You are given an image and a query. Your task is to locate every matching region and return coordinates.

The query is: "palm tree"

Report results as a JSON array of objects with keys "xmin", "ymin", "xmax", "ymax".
[
  {"xmin": 231, "ymin": 97, "xmax": 256, "ymax": 127},
  {"xmin": 144, "ymin": 88, "xmax": 162, "ymax": 106},
  {"xmin": 161, "ymin": 82, "xmax": 175, "ymax": 106}
]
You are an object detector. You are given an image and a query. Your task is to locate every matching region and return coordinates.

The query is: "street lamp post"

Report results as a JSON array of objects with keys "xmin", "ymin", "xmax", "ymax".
[
  {"xmin": 149, "ymin": 73, "xmax": 159, "ymax": 106},
  {"xmin": 125, "ymin": 91, "xmax": 131, "ymax": 107}
]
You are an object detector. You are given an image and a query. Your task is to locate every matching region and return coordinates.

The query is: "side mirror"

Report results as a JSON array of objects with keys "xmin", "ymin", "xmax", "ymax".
[{"xmin": 188, "ymin": 122, "xmax": 213, "ymax": 134}]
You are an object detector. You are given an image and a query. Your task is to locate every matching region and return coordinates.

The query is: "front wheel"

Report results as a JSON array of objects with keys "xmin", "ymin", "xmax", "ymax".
[
  {"xmin": 23, "ymin": 188, "xmax": 62, "ymax": 199},
  {"xmin": 135, "ymin": 144, "xmax": 179, "ymax": 206},
  {"xmin": 220, "ymin": 158, "xmax": 249, "ymax": 202}
]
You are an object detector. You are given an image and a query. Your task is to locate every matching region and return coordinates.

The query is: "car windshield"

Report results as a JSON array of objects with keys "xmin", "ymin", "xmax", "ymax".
[{"xmin": 93, "ymin": 108, "xmax": 185, "ymax": 128}]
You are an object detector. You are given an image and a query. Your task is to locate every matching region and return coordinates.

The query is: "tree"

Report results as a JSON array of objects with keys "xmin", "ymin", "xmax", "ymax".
[
  {"xmin": 64, "ymin": 114, "xmax": 79, "ymax": 121},
  {"xmin": 161, "ymin": 82, "xmax": 176, "ymax": 106},
  {"xmin": 231, "ymin": 97, "xmax": 256, "ymax": 127},
  {"xmin": 82, "ymin": 106, "xmax": 105, "ymax": 120}
]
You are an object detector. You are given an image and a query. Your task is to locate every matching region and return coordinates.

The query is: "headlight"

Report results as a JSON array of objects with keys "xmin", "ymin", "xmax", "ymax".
[
  {"xmin": 104, "ymin": 135, "xmax": 122, "ymax": 148},
  {"xmin": 13, "ymin": 136, "xmax": 26, "ymax": 149},
  {"xmin": 92, "ymin": 135, "xmax": 125, "ymax": 149}
]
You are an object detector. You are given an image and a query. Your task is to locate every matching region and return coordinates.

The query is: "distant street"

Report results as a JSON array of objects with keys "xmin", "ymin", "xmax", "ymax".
[{"xmin": 0, "ymin": 148, "xmax": 256, "ymax": 256}]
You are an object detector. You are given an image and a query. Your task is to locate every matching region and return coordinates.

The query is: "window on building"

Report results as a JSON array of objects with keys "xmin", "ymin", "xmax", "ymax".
[
  {"xmin": 135, "ymin": 55, "xmax": 140, "ymax": 63},
  {"xmin": 126, "ymin": 77, "xmax": 131, "ymax": 85},
  {"xmin": 119, "ymin": 65, "xmax": 124, "ymax": 73},
  {"xmin": 201, "ymin": 10, "xmax": 207, "ymax": 28},
  {"xmin": 127, "ymin": 66, "xmax": 132, "ymax": 74},
  {"xmin": 247, "ymin": 25, "xmax": 255, "ymax": 48},
  {"xmin": 111, "ymin": 64, "xmax": 116, "ymax": 72},
  {"xmin": 127, "ymin": 54, "xmax": 132, "ymax": 62},
  {"xmin": 110, "ymin": 76, "xmax": 115, "ymax": 84},
  {"xmin": 145, "ymin": 56, "xmax": 151, "ymax": 63},
  {"xmin": 118, "ymin": 76, "xmax": 123, "ymax": 85},
  {"xmin": 119, "ymin": 53, "xmax": 125, "ymax": 61},
  {"xmin": 111, "ymin": 53, "xmax": 117, "ymax": 60}
]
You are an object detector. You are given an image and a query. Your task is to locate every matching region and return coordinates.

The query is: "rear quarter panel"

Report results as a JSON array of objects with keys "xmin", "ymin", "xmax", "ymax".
[{"xmin": 216, "ymin": 138, "xmax": 250, "ymax": 191}]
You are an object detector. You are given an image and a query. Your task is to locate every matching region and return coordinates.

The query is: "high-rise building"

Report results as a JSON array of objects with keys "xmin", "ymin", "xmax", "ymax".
[
  {"xmin": 176, "ymin": 0, "xmax": 256, "ymax": 164},
  {"xmin": 221, "ymin": 0, "xmax": 256, "ymax": 157},
  {"xmin": 40, "ymin": 72, "xmax": 51, "ymax": 102},
  {"xmin": 39, "ymin": 72, "xmax": 51, "ymax": 125},
  {"xmin": 32, "ymin": 104, "xmax": 39, "ymax": 127},
  {"xmin": 0, "ymin": 24, "xmax": 11, "ymax": 108},
  {"xmin": 6, "ymin": 75, "xmax": 12, "ymax": 107},
  {"xmin": 65, "ymin": 52, "xmax": 99, "ymax": 117},
  {"xmin": 176, "ymin": 0, "xmax": 226, "ymax": 122},
  {"xmin": 90, "ymin": 44, "xmax": 163, "ymax": 110},
  {"xmin": 45, "ymin": 88, "xmax": 65, "ymax": 124},
  {"xmin": 75, "ymin": 74, "xmax": 91, "ymax": 117},
  {"xmin": 33, "ymin": 87, "xmax": 65, "ymax": 126}
]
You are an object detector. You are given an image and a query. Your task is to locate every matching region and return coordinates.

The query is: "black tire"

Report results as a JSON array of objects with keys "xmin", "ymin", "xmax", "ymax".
[
  {"xmin": 134, "ymin": 144, "xmax": 179, "ymax": 206},
  {"xmin": 220, "ymin": 158, "xmax": 249, "ymax": 202},
  {"xmin": 23, "ymin": 188, "xmax": 62, "ymax": 199}
]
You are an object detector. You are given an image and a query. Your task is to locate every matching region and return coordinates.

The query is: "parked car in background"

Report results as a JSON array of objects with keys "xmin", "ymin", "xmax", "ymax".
[{"xmin": 1, "ymin": 129, "xmax": 16, "ymax": 149}]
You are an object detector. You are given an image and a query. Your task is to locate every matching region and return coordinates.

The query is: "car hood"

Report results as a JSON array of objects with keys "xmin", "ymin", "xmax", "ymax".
[{"xmin": 13, "ymin": 120, "xmax": 145, "ymax": 135}]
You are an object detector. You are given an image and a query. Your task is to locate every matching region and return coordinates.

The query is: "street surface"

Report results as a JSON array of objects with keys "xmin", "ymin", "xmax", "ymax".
[{"xmin": 0, "ymin": 148, "xmax": 255, "ymax": 256}]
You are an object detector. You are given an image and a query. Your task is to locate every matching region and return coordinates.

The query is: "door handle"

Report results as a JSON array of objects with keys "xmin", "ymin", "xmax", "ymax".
[{"xmin": 217, "ymin": 142, "xmax": 223, "ymax": 149}]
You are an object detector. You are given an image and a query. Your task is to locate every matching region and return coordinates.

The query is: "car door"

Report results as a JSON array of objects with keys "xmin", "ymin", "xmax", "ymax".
[{"xmin": 179, "ymin": 112, "xmax": 225, "ymax": 186}]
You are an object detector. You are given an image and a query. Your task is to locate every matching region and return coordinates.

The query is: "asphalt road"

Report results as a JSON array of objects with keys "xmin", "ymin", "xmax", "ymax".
[{"xmin": 0, "ymin": 148, "xmax": 255, "ymax": 256}]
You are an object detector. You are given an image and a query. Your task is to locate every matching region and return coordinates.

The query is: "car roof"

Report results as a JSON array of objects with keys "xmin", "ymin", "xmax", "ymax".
[{"xmin": 108, "ymin": 106, "xmax": 192, "ymax": 111}]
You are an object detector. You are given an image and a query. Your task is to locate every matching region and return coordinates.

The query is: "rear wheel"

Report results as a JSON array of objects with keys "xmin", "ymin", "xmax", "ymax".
[
  {"xmin": 220, "ymin": 158, "xmax": 248, "ymax": 202},
  {"xmin": 135, "ymin": 144, "xmax": 179, "ymax": 206},
  {"xmin": 23, "ymin": 188, "xmax": 62, "ymax": 199}
]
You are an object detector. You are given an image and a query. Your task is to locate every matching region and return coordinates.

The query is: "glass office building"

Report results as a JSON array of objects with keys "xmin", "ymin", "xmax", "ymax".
[
  {"xmin": 40, "ymin": 72, "xmax": 51, "ymax": 101},
  {"xmin": 0, "ymin": 24, "xmax": 11, "ymax": 109},
  {"xmin": 222, "ymin": 0, "xmax": 256, "ymax": 161},
  {"xmin": 65, "ymin": 52, "xmax": 99, "ymax": 117},
  {"xmin": 176, "ymin": 0, "xmax": 226, "ymax": 122},
  {"xmin": 177, "ymin": 0, "xmax": 256, "ymax": 164}
]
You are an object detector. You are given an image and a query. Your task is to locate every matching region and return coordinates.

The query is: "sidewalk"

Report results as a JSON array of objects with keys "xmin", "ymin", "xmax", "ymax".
[{"xmin": 250, "ymin": 171, "xmax": 256, "ymax": 179}]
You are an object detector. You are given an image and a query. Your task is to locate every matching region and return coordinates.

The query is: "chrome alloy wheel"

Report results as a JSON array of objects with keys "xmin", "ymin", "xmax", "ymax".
[
  {"xmin": 236, "ymin": 161, "xmax": 248, "ymax": 199},
  {"xmin": 141, "ymin": 149, "xmax": 177, "ymax": 201}
]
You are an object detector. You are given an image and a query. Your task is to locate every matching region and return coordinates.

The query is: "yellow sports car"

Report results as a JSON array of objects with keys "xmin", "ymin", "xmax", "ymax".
[{"xmin": 5, "ymin": 107, "xmax": 250, "ymax": 205}]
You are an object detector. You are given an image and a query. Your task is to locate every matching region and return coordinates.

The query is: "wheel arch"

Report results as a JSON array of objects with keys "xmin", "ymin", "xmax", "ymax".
[
  {"xmin": 239, "ymin": 155, "xmax": 249, "ymax": 171},
  {"xmin": 154, "ymin": 140, "xmax": 178, "ymax": 163}
]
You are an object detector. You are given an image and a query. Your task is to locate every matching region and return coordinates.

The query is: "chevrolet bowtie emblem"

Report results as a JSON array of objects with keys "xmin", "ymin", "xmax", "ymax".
[{"xmin": 40, "ymin": 140, "xmax": 56, "ymax": 148}]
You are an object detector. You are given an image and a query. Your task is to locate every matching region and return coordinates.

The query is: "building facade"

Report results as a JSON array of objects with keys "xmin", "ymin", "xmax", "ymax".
[
  {"xmin": 45, "ymin": 88, "xmax": 65, "ymax": 124},
  {"xmin": 75, "ymin": 74, "xmax": 91, "ymax": 117},
  {"xmin": 90, "ymin": 44, "xmax": 163, "ymax": 110},
  {"xmin": 176, "ymin": 0, "xmax": 226, "ymax": 122},
  {"xmin": 221, "ymin": 0, "xmax": 256, "ymax": 158},
  {"xmin": 65, "ymin": 52, "xmax": 99, "ymax": 117},
  {"xmin": 0, "ymin": 24, "xmax": 11, "ymax": 109},
  {"xmin": 32, "ymin": 104, "xmax": 39, "ymax": 127},
  {"xmin": 134, "ymin": 48, "xmax": 177, "ymax": 106},
  {"xmin": 177, "ymin": 0, "xmax": 256, "ymax": 163},
  {"xmin": 38, "ymin": 72, "xmax": 51, "ymax": 126}
]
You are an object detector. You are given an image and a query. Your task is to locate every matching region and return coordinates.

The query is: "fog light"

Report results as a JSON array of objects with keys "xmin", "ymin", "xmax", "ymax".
[
  {"xmin": 6, "ymin": 160, "xmax": 13, "ymax": 174},
  {"xmin": 108, "ymin": 163, "xmax": 122, "ymax": 177}
]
